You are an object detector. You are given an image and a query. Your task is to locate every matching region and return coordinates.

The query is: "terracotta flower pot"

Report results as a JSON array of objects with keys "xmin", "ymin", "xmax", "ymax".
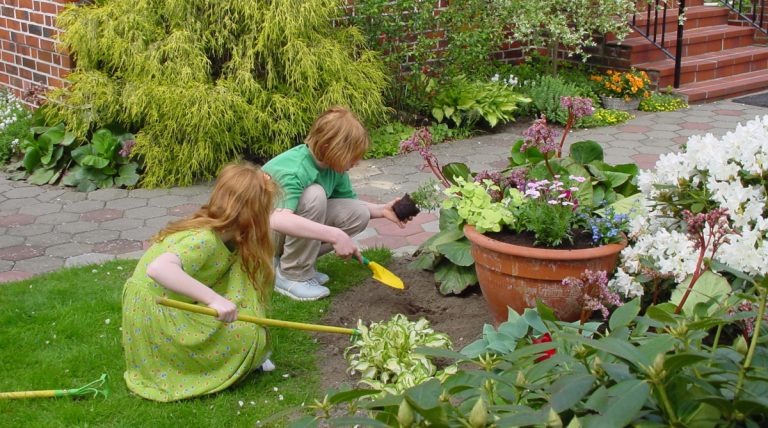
[{"xmin": 464, "ymin": 225, "xmax": 627, "ymax": 325}]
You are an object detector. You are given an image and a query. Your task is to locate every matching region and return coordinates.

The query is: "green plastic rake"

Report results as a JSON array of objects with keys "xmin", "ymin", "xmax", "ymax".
[{"xmin": 0, "ymin": 373, "xmax": 109, "ymax": 400}]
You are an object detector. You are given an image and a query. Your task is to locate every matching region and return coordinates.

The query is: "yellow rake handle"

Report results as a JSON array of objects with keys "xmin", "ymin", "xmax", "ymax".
[
  {"xmin": 0, "ymin": 390, "xmax": 59, "ymax": 399},
  {"xmin": 156, "ymin": 297, "xmax": 355, "ymax": 336}
]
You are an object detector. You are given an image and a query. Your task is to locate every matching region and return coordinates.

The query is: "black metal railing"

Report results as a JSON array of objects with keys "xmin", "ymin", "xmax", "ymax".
[
  {"xmin": 629, "ymin": 0, "xmax": 686, "ymax": 88},
  {"xmin": 719, "ymin": 0, "xmax": 767, "ymax": 35}
]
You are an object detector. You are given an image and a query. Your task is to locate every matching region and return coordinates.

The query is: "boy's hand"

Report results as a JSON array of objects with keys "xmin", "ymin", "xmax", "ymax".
[
  {"xmin": 331, "ymin": 228, "xmax": 363, "ymax": 262},
  {"xmin": 381, "ymin": 199, "xmax": 408, "ymax": 228}
]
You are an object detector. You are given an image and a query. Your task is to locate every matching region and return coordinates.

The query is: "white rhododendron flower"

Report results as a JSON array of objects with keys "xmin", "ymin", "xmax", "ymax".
[{"xmin": 612, "ymin": 116, "xmax": 768, "ymax": 297}]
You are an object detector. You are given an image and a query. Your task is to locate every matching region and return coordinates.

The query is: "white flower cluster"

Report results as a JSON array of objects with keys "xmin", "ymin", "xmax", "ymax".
[
  {"xmin": 0, "ymin": 90, "xmax": 29, "ymax": 131},
  {"xmin": 490, "ymin": 73, "xmax": 518, "ymax": 87},
  {"xmin": 610, "ymin": 116, "xmax": 768, "ymax": 298}
]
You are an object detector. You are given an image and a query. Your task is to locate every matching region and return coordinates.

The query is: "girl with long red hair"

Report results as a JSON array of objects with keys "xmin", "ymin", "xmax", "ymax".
[{"xmin": 121, "ymin": 162, "xmax": 278, "ymax": 402}]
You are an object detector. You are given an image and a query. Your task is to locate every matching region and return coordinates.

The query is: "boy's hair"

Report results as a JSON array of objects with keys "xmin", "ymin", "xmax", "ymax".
[
  {"xmin": 154, "ymin": 162, "xmax": 278, "ymax": 302},
  {"xmin": 305, "ymin": 106, "xmax": 370, "ymax": 172}
]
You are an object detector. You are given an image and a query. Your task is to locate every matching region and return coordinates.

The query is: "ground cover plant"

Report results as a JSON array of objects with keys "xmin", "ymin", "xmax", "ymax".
[
  {"xmin": 639, "ymin": 92, "xmax": 689, "ymax": 112},
  {"xmin": 0, "ymin": 249, "xmax": 390, "ymax": 427},
  {"xmin": 50, "ymin": 0, "xmax": 387, "ymax": 188},
  {"xmin": 0, "ymin": 89, "xmax": 31, "ymax": 164}
]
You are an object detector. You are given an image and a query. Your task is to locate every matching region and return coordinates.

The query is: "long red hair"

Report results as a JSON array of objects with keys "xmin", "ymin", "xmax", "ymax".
[{"xmin": 153, "ymin": 162, "xmax": 277, "ymax": 303}]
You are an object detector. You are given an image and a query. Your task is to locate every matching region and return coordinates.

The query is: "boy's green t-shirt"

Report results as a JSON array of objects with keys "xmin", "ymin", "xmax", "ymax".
[{"xmin": 263, "ymin": 144, "xmax": 356, "ymax": 211}]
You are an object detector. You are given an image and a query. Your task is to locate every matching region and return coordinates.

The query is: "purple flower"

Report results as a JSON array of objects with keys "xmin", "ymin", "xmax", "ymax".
[
  {"xmin": 521, "ymin": 115, "xmax": 559, "ymax": 153},
  {"xmin": 560, "ymin": 96, "xmax": 595, "ymax": 119},
  {"xmin": 119, "ymin": 139, "xmax": 136, "ymax": 158},
  {"xmin": 563, "ymin": 270, "xmax": 622, "ymax": 320}
]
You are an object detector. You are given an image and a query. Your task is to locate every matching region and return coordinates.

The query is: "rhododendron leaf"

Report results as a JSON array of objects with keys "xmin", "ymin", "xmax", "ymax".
[
  {"xmin": 600, "ymin": 379, "xmax": 649, "ymax": 426},
  {"xmin": 549, "ymin": 374, "xmax": 596, "ymax": 412},
  {"xmin": 670, "ymin": 270, "xmax": 731, "ymax": 316},
  {"xmin": 609, "ymin": 298, "xmax": 640, "ymax": 330}
]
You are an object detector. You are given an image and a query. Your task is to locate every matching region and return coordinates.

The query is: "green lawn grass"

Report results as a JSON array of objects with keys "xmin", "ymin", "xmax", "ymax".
[{"xmin": 0, "ymin": 248, "xmax": 391, "ymax": 427}]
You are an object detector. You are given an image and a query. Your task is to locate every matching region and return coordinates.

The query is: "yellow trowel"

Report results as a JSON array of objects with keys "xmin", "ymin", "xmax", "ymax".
[{"xmin": 361, "ymin": 256, "xmax": 404, "ymax": 289}]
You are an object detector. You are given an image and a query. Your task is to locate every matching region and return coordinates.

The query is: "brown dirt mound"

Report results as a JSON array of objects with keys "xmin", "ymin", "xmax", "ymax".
[{"xmin": 315, "ymin": 255, "xmax": 492, "ymax": 392}]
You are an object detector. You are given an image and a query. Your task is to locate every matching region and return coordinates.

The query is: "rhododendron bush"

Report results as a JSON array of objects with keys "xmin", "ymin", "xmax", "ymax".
[{"xmin": 610, "ymin": 115, "xmax": 768, "ymax": 310}]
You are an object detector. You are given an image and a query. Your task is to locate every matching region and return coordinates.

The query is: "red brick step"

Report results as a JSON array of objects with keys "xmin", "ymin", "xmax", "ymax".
[
  {"xmin": 674, "ymin": 68, "xmax": 768, "ymax": 102},
  {"xmin": 635, "ymin": 45, "xmax": 768, "ymax": 87}
]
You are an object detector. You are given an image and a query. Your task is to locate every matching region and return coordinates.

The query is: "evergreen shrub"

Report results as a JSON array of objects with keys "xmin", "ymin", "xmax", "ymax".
[{"xmin": 51, "ymin": 0, "xmax": 388, "ymax": 187}]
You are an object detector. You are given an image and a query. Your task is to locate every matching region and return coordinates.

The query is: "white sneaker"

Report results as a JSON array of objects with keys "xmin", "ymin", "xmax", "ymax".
[
  {"xmin": 274, "ymin": 269, "xmax": 330, "ymax": 301},
  {"xmin": 274, "ymin": 257, "xmax": 329, "ymax": 285},
  {"xmin": 313, "ymin": 271, "xmax": 330, "ymax": 285}
]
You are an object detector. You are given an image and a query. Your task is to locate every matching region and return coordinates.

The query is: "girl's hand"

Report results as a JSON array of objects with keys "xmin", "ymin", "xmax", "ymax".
[{"xmin": 208, "ymin": 296, "xmax": 238, "ymax": 323}]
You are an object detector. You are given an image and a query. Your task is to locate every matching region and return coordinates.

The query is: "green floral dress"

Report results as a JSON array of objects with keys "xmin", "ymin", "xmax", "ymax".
[{"xmin": 122, "ymin": 229, "xmax": 270, "ymax": 402}]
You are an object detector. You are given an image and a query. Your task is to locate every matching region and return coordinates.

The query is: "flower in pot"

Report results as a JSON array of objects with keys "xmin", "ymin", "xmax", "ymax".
[
  {"xmin": 590, "ymin": 68, "xmax": 651, "ymax": 110},
  {"xmin": 402, "ymin": 96, "xmax": 641, "ymax": 323}
]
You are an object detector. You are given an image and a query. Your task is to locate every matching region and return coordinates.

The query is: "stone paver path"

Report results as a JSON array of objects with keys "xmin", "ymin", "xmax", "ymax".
[{"xmin": 1, "ymin": 98, "xmax": 767, "ymax": 282}]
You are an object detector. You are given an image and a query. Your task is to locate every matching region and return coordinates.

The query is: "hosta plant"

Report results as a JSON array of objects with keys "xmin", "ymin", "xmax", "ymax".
[
  {"xmin": 344, "ymin": 314, "xmax": 454, "ymax": 395},
  {"xmin": 426, "ymin": 75, "xmax": 530, "ymax": 128}
]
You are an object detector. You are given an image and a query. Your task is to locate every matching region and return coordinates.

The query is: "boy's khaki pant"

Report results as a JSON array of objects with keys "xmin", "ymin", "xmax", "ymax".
[{"xmin": 273, "ymin": 184, "xmax": 370, "ymax": 281}]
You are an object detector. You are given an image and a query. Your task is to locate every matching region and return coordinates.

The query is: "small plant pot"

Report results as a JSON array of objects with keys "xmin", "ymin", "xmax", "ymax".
[
  {"xmin": 600, "ymin": 95, "xmax": 640, "ymax": 111},
  {"xmin": 392, "ymin": 193, "xmax": 420, "ymax": 222}
]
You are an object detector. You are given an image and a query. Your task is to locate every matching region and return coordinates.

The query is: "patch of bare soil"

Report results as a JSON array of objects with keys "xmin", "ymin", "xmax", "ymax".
[{"xmin": 315, "ymin": 255, "xmax": 492, "ymax": 393}]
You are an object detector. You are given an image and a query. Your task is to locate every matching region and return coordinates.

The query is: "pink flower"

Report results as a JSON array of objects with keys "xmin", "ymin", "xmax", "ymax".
[
  {"xmin": 521, "ymin": 115, "xmax": 559, "ymax": 153},
  {"xmin": 560, "ymin": 97, "xmax": 594, "ymax": 119}
]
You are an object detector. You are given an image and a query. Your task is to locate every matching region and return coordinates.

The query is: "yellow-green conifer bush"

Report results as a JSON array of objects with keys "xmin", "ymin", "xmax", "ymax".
[{"xmin": 50, "ymin": 0, "xmax": 388, "ymax": 187}]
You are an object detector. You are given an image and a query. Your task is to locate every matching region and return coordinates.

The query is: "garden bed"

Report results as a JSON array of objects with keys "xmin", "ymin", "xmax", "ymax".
[{"xmin": 315, "ymin": 255, "xmax": 491, "ymax": 392}]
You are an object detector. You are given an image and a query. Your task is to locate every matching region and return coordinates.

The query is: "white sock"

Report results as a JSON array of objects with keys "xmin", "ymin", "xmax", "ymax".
[{"xmin": 261, "ymin": 358, "xmax": 276, "ymax": 372}]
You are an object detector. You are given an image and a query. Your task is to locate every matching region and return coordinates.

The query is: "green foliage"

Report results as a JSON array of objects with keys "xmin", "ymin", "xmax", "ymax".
[
  {"xmin": 509, "ymin": 139, "xmax": 640, "ymax": 208},
  {"xmin": 579, "ymin": 108, "xmax": 634, "ymax": 128},
  {"xmin": 9, "ymin": 113, "xmax": 141, "ymax": 191},
  {"xmin": 639, "ymin": 92, "xmax": 689, "ymax": 112},
  {"xmin": 427, "ymin": 75, "xmax": 530, "ymax": 128},
  {"xmin": 10, "ymin": 119, "xmax": 76, "ymax": 185},
  {"xmin": 349, "ymin": 0, "xmax": 437, "ymax": 112},
  {"xmin": 0, "ymin": 90, "xmax": 31, "ymax": 164},
  {"xmin": 427, "ymin": 122, "xmax": 472, "ymax": 145},
  {"xmin": 410, "ymin": 207, "xmax": 478, "ymax": 295},
  {"xmin": 350, "ymin": 0, "xmax": 507, "ymax": 114},
  {"xmin": 366, "ymin": 122, "xmax": 415, "ymax": 160},
  {"xmin": 304, "ymin": 293, "xmax": 768, "ymax": 427},
  {"xmin": 435, "ymin": 1, "xmax": 507, "ymax": 79},
  {"xmin": 410, "ymin": 179, "xmax": 443, "ymax": 212},
  {"xmin": 65, "ymin": 129, "xmax": 140, "ymax": 192},
  {"xmin": 502, "ymin": 0, "xmax": 636, "ymax": 74},
  {"xmin": 442, "ymin": 177, "xmax": 518, "ymax": 233},
  {"xmin": 524, "ymin": 75, "xmax": 585, "ymax": 125},
  {"xmin": 345, "ymin": 314, "xmax": 453, "ymax": 395},
  {"xmin": 52, "ymin": 0, "xmax": 388, "ymax": 187}
]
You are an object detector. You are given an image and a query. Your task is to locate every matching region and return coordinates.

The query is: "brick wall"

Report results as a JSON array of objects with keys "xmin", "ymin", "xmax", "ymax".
[{"xmin": 0, "ymin": 0, "xmax": 75, "ymax": 103}]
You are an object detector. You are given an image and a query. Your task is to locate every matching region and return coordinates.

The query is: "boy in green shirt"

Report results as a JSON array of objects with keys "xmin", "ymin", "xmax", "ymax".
[{"xmin": 265, "ymin": 107, "xmax": 407, "ymax": 301}]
